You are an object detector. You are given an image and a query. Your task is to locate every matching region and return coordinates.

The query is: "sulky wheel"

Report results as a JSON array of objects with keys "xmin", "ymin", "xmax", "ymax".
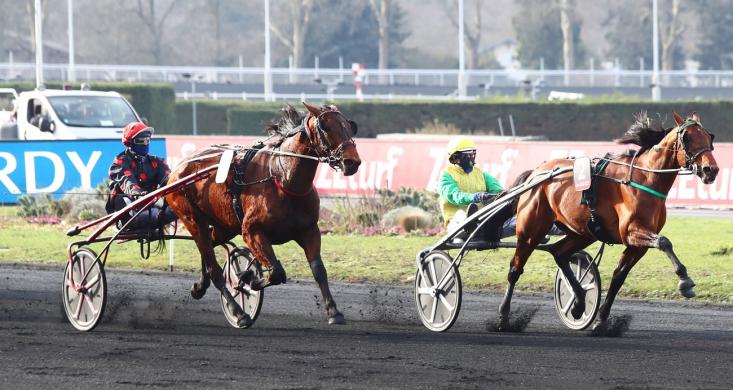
[
  {"xmin": 414, "ymin": 250, "xmax": 462, "ymax": 332},
  {"xmin": 554, "ymin": 250, "xmax": 602, "ymax": 330},
  {"xmin": 220, "ymin": 247, "xmax": 264, "ymax": 329},
  {"xmin": 61, "ymin": 248, "xmax": 107, "ymax": 332}
]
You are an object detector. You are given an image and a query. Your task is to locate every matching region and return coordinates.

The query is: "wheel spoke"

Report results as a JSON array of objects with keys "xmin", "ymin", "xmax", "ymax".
[
  {"xmin": 562, "ymin": 296, "xmax": 573, "ymax": 316},
  {"xmin": 581, "ymin": 282, "xmax": 596, "ymax": 290},
  {"xmin": 84, "ymin": 274, "xmax": 100, "ymax": 289},
  {"xmin": 83, "ymin": 293, "xmax": 99, "ymax": 316},
  {"xmin": 429, "ymin": 296, "xmax": 438, "ymax": 323},
  {"xmin": 429, "ymin": 260, "xmax": 438, "ymax": 286},
  {"xmin": 74, "ymin": 294, "xmax": 84, "ymax": 320},
  {"xmin": 416, "ymin": 287, "xmax": 433, "ymax": 296},
  {"xmin": 438, "ymin": 293, "xmax": 455, "ymax": 313}
]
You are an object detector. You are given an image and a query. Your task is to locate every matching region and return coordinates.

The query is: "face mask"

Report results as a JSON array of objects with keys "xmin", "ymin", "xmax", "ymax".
[
  {"xmin": 457, "ymin": 152, "xmax": 476, "ymax": 173},
  {"xmin": 131, "ymin": 143, "xmax": 149, "ymax": 156}
]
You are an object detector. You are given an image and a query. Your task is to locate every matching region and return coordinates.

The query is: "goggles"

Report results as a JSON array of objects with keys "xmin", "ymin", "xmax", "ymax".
[{"xmin": 132, "ymin": 137, "xmax": 151, "ymax": 145}]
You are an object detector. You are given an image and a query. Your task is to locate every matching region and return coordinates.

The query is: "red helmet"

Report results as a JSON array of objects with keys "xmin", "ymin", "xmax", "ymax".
[{"xmin": 122, "ymin": 122, "xmax": 154, "ymax": 146}]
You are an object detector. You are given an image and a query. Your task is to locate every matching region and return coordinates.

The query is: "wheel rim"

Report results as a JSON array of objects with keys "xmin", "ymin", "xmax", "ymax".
[
  {"xmin": 414, "ymin": 251, "xmax": 462, "ymax": 332},
  {"xmin": 554, "ymin": 251, "xmax": 601, "ymax": 330},
  {"xmin": 220, "ymin": 248, "xmax": 264, "ymax": 329},
  {"xmin": 62, "ymin": 248, "xmax": 106, "ymax": 332}
]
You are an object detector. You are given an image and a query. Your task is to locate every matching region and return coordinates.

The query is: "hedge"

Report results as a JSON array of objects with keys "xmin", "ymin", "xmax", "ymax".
[
  {"xmin": 0, "ymin": 81, "xmax": 175, "ymax": 132},
  {"xmin": 175, "ymin": 100, "xmax": 733, "ymax": 142}
]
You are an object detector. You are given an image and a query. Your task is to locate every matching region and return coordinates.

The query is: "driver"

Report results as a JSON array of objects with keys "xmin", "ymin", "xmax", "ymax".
[
  {"xmin": 439, "ymin": 136, "xmax": 505, "ymax": 233},
  {"xmin": 106, "ymin": 121, "xmax": 177, "ymax": 230}
]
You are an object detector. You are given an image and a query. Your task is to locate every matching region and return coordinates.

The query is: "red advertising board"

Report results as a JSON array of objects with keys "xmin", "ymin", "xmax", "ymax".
[{"xmin": 165, "ymin": 135, "xmax": 733, "ymax": 207}]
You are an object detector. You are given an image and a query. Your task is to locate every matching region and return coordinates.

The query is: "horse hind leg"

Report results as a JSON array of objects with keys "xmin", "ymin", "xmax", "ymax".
[
  {"xmin": 550, "ymin": 235, "xmax": 596, "ymax": 320},
  {"xmin": 656, "ymin": 236, "xmax": 695, "ymax": 298},
  {"xmin": 166, "ymin": 193, "xmax": 210, "ymax": 299}
]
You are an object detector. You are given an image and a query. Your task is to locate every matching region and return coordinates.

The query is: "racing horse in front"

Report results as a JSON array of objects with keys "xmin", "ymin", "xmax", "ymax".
[
  {"xmin": 498, "ymin": 112, "xmax": 718, "ymax": 334},
  {"xmin": 166, "ymin": 103, "xmax": 361, "ymax": 327}
]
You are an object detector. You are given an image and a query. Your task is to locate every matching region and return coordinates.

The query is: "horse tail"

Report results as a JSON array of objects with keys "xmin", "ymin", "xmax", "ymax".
[{"xmin": 509, "ymin": 169, "xmax": 534, "ymax": 215}]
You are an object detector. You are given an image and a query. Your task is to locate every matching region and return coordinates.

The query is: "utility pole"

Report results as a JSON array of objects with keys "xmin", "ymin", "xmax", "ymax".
[
  {"xmin": 651, "ymin": 0, "xmax": 661, "ymax": 101},
  {"xmin": 34, "ymin": 0, "xmax": 44, "ymax": 89},
  {"xmin": 263, "ymin": 0, "xmax": 273, "ymax": 102},
  {"xmin": 457, "ymin": 0, "xmax": 466, "ymax": 99},
  {"xmin": 67, "ymin": 0, "xmax": 76, "ymax": 82}
]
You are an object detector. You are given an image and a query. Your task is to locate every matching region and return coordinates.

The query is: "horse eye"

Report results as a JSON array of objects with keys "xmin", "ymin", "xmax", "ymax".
[{"xmin": 348, "ymin": 120, "xmax": 358, "ymax": 135}]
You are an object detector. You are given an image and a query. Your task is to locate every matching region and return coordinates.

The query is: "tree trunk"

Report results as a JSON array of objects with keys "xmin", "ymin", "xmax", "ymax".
[
  {"xmin": 289, "ymin": 0, "xmax": 314, "ymax": 69},
  {"xmin": 370, "ymin": 0, "xmax": 391, "ymax": 78},
  {"xmin": 559, "ymin": 0, "xmax": 575, "ymax": 72},
  {"xmin": 660, "ymin": 0, "xmax": 684, "ymax": 72}
]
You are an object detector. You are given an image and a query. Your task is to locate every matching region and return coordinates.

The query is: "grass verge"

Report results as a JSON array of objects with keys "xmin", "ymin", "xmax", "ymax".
[{"xmin": 1, "ymin": 210, "xmax": 731, "ymax": 303}]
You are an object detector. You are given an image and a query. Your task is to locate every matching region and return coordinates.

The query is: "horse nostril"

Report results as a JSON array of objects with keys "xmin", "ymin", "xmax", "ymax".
[{"xmin": 703, "ymin": 166, "xmax": 719, "ymax": 175}]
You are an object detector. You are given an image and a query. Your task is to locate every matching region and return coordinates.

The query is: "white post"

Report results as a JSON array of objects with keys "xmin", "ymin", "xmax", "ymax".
[
  {"xmin": 651, "ymin": 0, "xmax": 661, "ymax": 101},
  {"xmin": 314, "ymin": 56, "xmax": 319, "ymax": 80},
  {"xmin": 7, "ymin": 50, "xmax": 13, "ymax": 80},
  {"xmin": 168, "ymin": 239, "xmax": 174, "ymax": 272},
  {"xmin": 34, "ymin": 0, "xmax": 44, "ymax": 89},
  {"xmin": 540, "ymin": 57, "xmax": 545, "ymax": 81},
  {"xmin": 457, "ymin": 0, "xmax": 466, "ymax": 99},
  {"xmin": 640, "ymin": 57, "xmax": 645, "ymax": 87},
  {"xmin": 589, "ymin": 57, "xmax": 594, "ymax": 87},
  {"xmin": 67, "ymin": 0, "xmax": 75, "ymax": 82},
  {"xmin": 288, "ymin": 55, "xmax": 294, "ymax": 83},
  {"xmin": 263, "ymin": 0, "xmax": 273, "ymax": 102},
  {"xmin": 238, "ymin": 54, "xmax": 244, "ymax": 83}
]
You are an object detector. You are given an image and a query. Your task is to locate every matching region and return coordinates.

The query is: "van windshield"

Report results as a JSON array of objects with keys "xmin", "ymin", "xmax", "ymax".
[{"xmin": 47, "ymin": 96, "xmax": 138, "ymax": 127}]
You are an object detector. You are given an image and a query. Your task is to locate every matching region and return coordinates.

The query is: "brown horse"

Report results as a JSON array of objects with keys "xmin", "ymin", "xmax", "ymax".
[
  {"xmin": 166, "ymin": 103, "xmax": 361, "ymax": 327},
  {"xmin": 499, "ymin": 112, "xmax": 718, "ymax": 334}
]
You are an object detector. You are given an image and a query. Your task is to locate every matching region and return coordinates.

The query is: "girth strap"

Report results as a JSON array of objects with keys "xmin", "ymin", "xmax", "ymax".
[
  {"xmin": 581, "ymin": 155, "xmax": 616, "ymax": 244},
  {"xmin": 228, "ymin": 144, "xmax": 264, "ymax": 224}
]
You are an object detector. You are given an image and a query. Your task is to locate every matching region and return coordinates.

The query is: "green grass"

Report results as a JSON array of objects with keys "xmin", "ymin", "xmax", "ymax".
[{"xmin": 1, "ymin": 210, "xmax": 731, "ymax": 303}]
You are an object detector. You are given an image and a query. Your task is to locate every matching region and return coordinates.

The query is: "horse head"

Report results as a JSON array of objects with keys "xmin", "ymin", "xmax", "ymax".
[
  {"xmin": 302, "ymin": 102, "xmax": 361, "ymax": 176},
  {"xmin": 672, "ymin": 112, "xmax": 718, "ymax": 184}
]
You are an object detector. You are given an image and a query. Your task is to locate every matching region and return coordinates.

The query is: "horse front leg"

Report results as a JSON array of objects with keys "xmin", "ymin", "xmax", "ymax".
[
  {"xmin": 655, "ymin": 236, "xmax": 695, "ymax": 298},
  {"xmin": 297, "ymin": 226, "xmax": 345, "ymax": 325},
  {"xmin": 241, "ymin": 231, "xmax": 287, "ymax": 290},
  {"xmin": 592, "ymin": 246, "xmax": 646, "ymax": 334}
]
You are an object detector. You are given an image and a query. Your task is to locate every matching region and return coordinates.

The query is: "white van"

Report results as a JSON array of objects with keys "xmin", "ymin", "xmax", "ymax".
[{"xmin": 1, "ymin": 88, "xmax": 143, "ymax": 140}]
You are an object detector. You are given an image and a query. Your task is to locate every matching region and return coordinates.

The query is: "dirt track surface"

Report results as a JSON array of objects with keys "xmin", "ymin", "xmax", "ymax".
[{"xmin": 1, "ymin": 263, "xmax": 731, "ymax": 389}]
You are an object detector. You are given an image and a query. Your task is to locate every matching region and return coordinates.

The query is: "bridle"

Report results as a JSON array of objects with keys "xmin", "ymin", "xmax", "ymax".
[
  {"xmin": 301, "ymin": 108, "xmax": 357, "ymax": 171},
  {"xmin": 674, "ymin": 119, "xmax": 714, "ymax": 171}
]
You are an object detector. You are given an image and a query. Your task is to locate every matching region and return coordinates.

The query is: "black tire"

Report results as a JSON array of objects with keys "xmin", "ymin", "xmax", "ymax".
[
  {"xmin": 61, "ymin": 248, "xmax": 107, "ymax": 332},
  {"xmin": 553, "ymin": 251, "xmax": 601, "ymax": 330},
  {"xmin": 414, "ymin": 250, "xmax": 462, "ymax": 332},
  {"xmin": 220, "ymin": 247, "xmax": 264, "ymax": 329}
]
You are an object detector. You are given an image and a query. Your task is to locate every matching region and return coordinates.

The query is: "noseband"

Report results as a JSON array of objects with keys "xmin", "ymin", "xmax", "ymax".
[
  {"xmin": 302, "ymin": 109, "xmax": 356, "ymax": 171},
  {"xmin": 675, "ymin": 119, "xmax": 714, "ymax": 171}
]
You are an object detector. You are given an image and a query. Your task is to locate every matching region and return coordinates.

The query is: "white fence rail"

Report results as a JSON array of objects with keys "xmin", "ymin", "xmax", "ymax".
[{"xmin": 3, "ymin": 62, "xmax": 733, "ymax": 89}]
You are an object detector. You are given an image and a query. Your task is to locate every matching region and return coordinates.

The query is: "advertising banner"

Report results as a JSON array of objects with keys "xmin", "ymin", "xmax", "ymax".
[
  {"xmin": 166, "ymin": 135, "xmax": 733, "ymax": 207},
  {"xmin": 0, "ymin": 139, "xmax": 166, "ymax": 203}
]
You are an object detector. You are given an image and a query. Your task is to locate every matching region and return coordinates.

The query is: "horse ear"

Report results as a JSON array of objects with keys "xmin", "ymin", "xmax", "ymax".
[
  {"xmin": 302, "ymin": 102, "xmax": 320, "ymax": 116},
  {"xmin": 672, "ymin": 112, "xmax": 684, "ymax": 126},
  {"xmin": 691, "ymin": 111, "xmax": 701, "ymax": 122}
]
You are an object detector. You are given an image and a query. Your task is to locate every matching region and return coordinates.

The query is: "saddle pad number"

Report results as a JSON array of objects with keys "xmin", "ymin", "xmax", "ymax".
[
  {"xmin": 216, "ymin": 150, "xmax": 235, "ymax": 183},
  {"xmin": 573, "ymin": 157, "xmax": 592, "ymax": 191}
]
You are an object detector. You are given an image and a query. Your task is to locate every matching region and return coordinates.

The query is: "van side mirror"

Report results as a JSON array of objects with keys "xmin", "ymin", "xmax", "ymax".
[
  {"xmin": 40, "ymin": 116, "xmax": 55, "ymax": 133},
  {"xmin": 141, "ymin": 117, "xmax": 149, "ymax": 125}
]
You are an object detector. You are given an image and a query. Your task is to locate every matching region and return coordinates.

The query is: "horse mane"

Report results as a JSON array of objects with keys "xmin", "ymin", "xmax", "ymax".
[
  {"xmin": 263, "ymin": 104, "xmax": 304, "ymax": 146},
  {"xmin": 615, "ymin": 111, "xmax": 672, "ymax": 151}
]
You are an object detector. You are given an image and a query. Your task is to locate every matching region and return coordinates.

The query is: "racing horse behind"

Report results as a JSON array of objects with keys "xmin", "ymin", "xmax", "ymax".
[
  {"xmin": 498, "ymin": 112, "xmax": 718, "ymax": 334},
  {"xmin": 166, "ymin": 103, "xmax": 361, "ymax": 327}
]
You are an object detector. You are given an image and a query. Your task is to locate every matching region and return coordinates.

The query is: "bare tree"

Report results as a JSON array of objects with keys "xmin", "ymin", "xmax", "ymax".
[
  {"xmin": 559, "ymin": 0, "xmax": 575, "ymax": 71},
  {"xmin": 442, "ymin": 0, "xmax": 484, "ymax": 69},
  {"xmin": 659, "ymin": 0, "xmax": 685, "ymax": 71},
  {"xmin": 368, "ymin": 0, "xmax": 390, "ymax": 72},
  {"xmin": 269, "ymin": 0, "xmax": 315, "ymax": 68},
  {"xmin": 132, "ymin": 0, "xmax": 180, "ymax": 65}
]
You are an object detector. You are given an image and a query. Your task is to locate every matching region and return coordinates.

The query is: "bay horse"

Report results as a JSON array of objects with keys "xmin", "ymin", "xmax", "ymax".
[
  {"xmin": 166, "ymin": 103, "xmax": 361, "ymax": 327},
  {"xmin": 499, "ymin": 112, "xmax": 718, "ymax": 334}
]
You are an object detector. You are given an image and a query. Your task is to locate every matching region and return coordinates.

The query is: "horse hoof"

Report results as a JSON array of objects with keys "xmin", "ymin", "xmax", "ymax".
[
  {"xmin": 679, "ymin": 278, "xmax": 696, "ymax": 298},
  {"xmin": 190, "ymin": 284, "xmax": 207, "ymax": 300},
  {"xmin": 680, "ymin": 287, "xmax": 696, "ymax": 299},
  {"xmin": 328, "ymin": 313, "xmax": 346, "ymax": 325},
  {"xmin": 571, "ymin": 301, "xmax": 586, "ymax": 320},
  {"xmin": 590, "ymin": 320, "xmax": 607, "ymax": 336},
  {"xmin": 497, "ymin": 317, "xmax": 510, "ymax": 332},
  {"xmin": 237, "ymin": 314, "xmax": 253, "ymax": 328}
]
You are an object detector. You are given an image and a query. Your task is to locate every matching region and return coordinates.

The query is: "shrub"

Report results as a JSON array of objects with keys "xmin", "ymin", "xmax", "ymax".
[
  {"xmin": 16, "ymin": 194, "xmax": 63, "ymax": 218},
  {"xmin": 60, "ymin": 187, "xmax": 107, "ymax": 222},
  {"xmin": 381, "ymin": 206, "xmax": 436, "ymax": 232}
]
